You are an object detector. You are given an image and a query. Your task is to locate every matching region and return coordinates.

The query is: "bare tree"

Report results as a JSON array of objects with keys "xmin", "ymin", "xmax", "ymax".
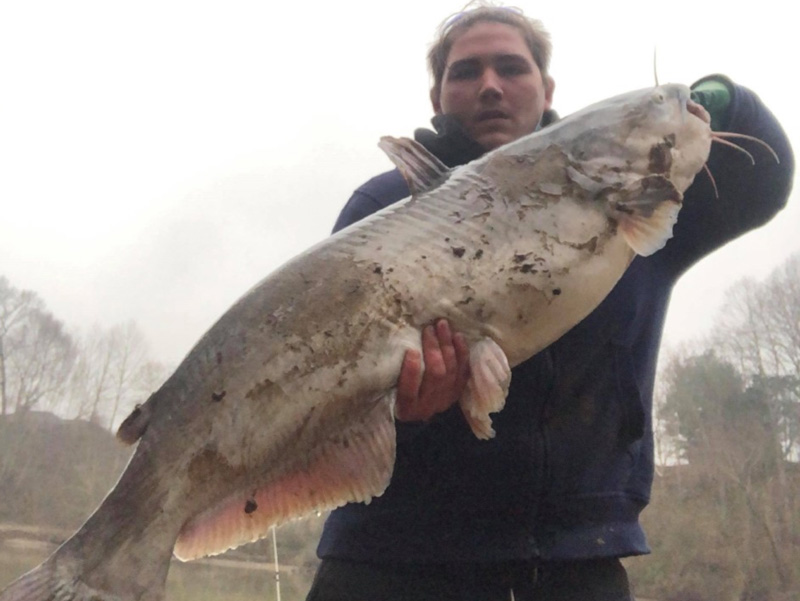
[
  {"xmin": 0, "ymin": 277, "xmax": 45, "ymax": 415},
  {"xmin": 68, "ymin": 321, "xmax": 166, "ymax": 431},
  {"xmin": 711, "ymin": 252, "xmax": 800, "ymax": 460},
  {"xmin": 1, "ymin": 283, "xmax": 76, "ymax": 414},
  {"xmin": 106, "ymin": 321, "xmax": 150, "ymax": 430},
  {"xmin": 69, "ymin": 325, "xmax": 116, "ymax": 423}
]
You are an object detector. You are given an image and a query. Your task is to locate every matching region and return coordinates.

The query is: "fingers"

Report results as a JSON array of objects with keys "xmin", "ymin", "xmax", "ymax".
[
  {"xmin": 395, "ymin": 349, "xmax": 423, "ymax": 422},
  {"xmin": 452, "ymin": 331, "xmax": 471, "ymax": 389},
  {"xmin": 422, "ymin": 323, "xmax": 447, "ymax": 378},
  {"xmin": 395, "ymin": 319, "xmax": 471, "ymax": 423}
]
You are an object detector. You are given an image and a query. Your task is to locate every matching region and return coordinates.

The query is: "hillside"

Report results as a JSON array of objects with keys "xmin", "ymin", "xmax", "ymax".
[
  {"xmin": 0, "ymin": 411, "xmax": 132, "ymax": 528},
  {"xmin": 0, "ymin": 411, "xmax": 324, "ymax": 565}
]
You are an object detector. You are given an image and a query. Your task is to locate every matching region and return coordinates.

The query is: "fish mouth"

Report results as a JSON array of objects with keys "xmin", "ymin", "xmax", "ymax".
[{"xmin": 686, "ymin": 99, "xmax": 711, "ymax": 124}]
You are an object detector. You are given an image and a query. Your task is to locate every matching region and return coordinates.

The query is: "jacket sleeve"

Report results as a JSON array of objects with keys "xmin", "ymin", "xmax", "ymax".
[
  {"xmin": 332, "ymin": 170, "xmax": 410, "ymax": 234},
  {"xmin": 332, "ymin": 191, "xmax": 384, "ymax": 233},
  {"xmin": 659, "ymin": 78, "xmax": 794, "ymax": 277}
]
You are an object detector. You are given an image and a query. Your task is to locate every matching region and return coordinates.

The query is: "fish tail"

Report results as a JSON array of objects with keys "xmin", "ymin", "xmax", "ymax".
[
  {"xmin": 0, "ymin": 552, "xmax": 167, "ymax": 601},
  {"xmin": 0, "ymin": 563, "xmax": 56, "ymax": 601},
  {"xmin": 0, "ymin": 558, "xmax": 85, "ymax": 601}
]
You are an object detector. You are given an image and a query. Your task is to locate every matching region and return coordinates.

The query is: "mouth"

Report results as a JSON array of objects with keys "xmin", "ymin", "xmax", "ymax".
[
  {"xmin": 686, "ymin": 99, "xmax": 710, "ymax": 125},
  {"xmin": 476, "ymin": 109, "xmax": 510, "ymax": 122}
]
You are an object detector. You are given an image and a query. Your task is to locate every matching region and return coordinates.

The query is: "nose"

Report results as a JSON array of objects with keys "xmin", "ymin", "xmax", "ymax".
[{"xmin": 478, "ymin": 68, "xmax": 503, "ymax": 101}]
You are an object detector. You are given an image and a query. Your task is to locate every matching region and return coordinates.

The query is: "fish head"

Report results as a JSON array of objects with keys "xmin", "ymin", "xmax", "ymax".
[
  {"xmin": 500, "ymin": 83, "xmax": 713, "ymax": 196},
  {"xmin": 485, "ymin": 83, "xmax": 714, "ymax": 256},
  {"xmin": 582, "ymin": 83, "xmax": 713, "ymax": 255},
  {"xmin": 618, "ymin": 83, "xmax": 713, "ymax": 193}
]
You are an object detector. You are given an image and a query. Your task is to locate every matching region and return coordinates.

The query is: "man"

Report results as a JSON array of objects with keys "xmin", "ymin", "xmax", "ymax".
[{"xmin": 306, "ymin": 5, "xmax": 794, "ymax": 601}]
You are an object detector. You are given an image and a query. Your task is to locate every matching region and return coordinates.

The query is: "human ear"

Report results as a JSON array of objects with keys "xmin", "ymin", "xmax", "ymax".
[
  {"xmin": 543, "ymin": 76, "xmax": 555, "ymax": 111},
  {"xmin": 430, "ymin": 87, "xmax": 443, "ymax": 114}
]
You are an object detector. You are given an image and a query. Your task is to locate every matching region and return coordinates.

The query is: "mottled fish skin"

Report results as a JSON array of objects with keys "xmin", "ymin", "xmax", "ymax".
[{"xmin": 0, "ymin": 84, "xmax": 711, "ymax": 601}]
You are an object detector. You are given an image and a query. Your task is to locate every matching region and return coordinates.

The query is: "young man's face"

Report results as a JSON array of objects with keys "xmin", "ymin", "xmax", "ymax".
[{"xmin": 433, "ymin": 21, "xmax": 555, "ymax": 151}]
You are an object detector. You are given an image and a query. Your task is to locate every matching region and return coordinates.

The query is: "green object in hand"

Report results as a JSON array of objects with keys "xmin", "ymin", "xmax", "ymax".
[{"xmin": 690, "ymin": 78, "xmax": 732, "ymax": 131}]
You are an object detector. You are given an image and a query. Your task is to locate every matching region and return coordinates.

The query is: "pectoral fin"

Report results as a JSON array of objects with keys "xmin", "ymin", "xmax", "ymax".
[{"xmin": 613, "ymin": 175, "xmax": 682, "ymax": 256}]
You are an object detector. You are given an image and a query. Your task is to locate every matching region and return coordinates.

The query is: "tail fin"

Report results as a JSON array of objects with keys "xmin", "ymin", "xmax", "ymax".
[
  {"xmin": 0, "ymin": 558, "xmax": 87, "ymax": 601},
  {"xmin": 0, "ymin": 563, "xmax": 57, "ymax": 601},
  {"xmin": 0, "ymin": 553, "xmax": 168, "ymax": 601}
]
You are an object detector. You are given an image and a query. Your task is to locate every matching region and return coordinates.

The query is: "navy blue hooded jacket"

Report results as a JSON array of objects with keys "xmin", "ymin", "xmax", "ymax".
[{"xmin": 317, "ymin": 79, "xmax": 794, "ymax": 562}]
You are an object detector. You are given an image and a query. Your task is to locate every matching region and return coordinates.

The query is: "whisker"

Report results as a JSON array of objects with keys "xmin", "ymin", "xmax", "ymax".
[
  {"xmin": 713, "ymin": 131, "xmax": 780, "ymax": 164},
  {"xmin": 702, "ymin": 163, "xmax": 719, "ymax": 199},
  {"xmin": 653, "ymin": 47, "xmax": 659, "ymax": 87},
  {"xmin": 712, "ymin": 136, "xmax": 755, "ymax": 165}
]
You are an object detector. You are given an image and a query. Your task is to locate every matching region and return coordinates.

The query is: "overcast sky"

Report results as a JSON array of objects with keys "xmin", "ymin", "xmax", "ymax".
[{"xmin": 1, "ymin": 0, "xmax": 797, "ymax": 367}]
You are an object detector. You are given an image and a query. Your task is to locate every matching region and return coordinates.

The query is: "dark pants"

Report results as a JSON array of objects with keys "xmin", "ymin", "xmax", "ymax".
[{"xmin": 305, "ymin": 557, "xmax": 634, "ymax": 601}]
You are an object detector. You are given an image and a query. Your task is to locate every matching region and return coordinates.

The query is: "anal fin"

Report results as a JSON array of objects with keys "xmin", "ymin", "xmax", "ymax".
[{"xmin": 173, "ymin": 391, "xmax": 397, "ymax": 561}]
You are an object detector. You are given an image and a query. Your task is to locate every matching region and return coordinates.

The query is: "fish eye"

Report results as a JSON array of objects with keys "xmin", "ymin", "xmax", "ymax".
[{"xmin": 652, "ymin": 91, "xmax": 666, "ymax": 104}]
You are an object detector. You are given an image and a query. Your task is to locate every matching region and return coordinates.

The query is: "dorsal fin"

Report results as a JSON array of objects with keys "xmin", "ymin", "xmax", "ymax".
[{"xmin": 378, "ymin": 136, "xmax": 450, "ymax": 197}]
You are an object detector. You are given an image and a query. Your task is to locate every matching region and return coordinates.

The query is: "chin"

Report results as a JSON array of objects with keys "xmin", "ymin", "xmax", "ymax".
[{"xmin": 476, "ymin": 133, "xmax": 514, "ymax": 151}]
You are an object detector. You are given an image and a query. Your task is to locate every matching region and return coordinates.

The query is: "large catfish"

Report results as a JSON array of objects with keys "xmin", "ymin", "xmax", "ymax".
[{"xmin": 1, "ymin": 84, "xmax": 711, "ymax": 601}]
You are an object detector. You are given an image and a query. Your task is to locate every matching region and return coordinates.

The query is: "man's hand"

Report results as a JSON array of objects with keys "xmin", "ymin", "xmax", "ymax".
[
  {"xmin": 395, "ymin": 319, "xmax": 470, "ymax": 422},
  {"xmin": 690, "ymin": 76, "xmax": 733, "ymax": 131}
]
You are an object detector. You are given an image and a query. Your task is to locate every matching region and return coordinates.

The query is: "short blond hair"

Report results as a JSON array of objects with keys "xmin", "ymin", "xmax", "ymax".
[{"xmin": 428, "ymin": 3, "xmax": 552, "ymax": 105}]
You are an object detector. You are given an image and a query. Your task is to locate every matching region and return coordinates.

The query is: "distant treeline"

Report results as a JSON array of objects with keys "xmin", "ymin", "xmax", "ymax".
[
  {"xmin": 630, "ymin": 252, "xmax": 800, "ymax": 600},
  {"xmin": 0, "ymin": 276, "xmax": 169, "ymax": 429}
]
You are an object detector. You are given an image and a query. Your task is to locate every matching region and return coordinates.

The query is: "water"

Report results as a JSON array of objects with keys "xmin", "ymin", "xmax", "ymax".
[{"xmin": 0, "ymin": 543, "xmax": 313, "ymax": 601}]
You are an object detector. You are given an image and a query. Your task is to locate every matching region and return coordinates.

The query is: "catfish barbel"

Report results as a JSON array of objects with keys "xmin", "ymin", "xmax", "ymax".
[{"xmin": 1, "ymin": 84, "xmax": 712, "ymax": 601}]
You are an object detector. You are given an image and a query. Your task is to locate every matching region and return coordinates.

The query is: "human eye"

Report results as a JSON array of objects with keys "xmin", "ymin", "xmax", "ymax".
[
  {"xmin": 446, "ymin": 60, "xmax": 480, "ymax": 81},
  {"xmin": 495, "ymin": 56, "xmax": 533, "ymax": 77}
]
